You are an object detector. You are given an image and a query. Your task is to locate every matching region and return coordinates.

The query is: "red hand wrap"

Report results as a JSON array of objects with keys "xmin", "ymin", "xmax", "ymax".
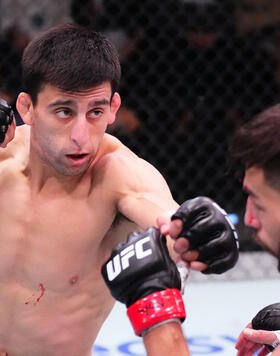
[{"xmin": 127, "ymin": 288, "xmax": 186, "ymax": 336}]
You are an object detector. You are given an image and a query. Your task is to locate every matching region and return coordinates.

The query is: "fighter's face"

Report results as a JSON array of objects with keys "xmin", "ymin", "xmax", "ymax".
[
  {"xmin": 29, "ymin": 83, "xmax": 120, "ymax": 176},
  {"xmin": 243, "ymin": 166, "xmax": 280, "ymax": 266}
]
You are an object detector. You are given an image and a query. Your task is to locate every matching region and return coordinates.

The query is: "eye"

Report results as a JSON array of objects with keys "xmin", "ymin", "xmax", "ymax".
[
  {"xmin": 89, "ymin": 109, "xmax": 103, "ymax": 119},
  {"xmin": 56, "ymin": 109, "xmax": 72, "ymax": 119},
  {"xmin": 254, "ymin": 204, "xmax": 265, "ymax": 212},
  {"xmin": 251, "ymin": 199, "xmax": 265, "ymax": 213}
]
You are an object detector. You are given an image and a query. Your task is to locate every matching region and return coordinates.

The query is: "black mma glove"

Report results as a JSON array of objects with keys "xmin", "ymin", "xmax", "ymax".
[
  {"xmin": 101, "ymin": 227, "xmax": 186, "ymax": 336},
  {"xmin": 0, "ymin": 98, "xmax": 14, "ymax": 144},
  {"xmin": 252, "ymin": 303, "xmax": 280, "ymax": 351},
  {"xmin": 171, "ymin": 196, "xmax": 239, "ymax": 274}
]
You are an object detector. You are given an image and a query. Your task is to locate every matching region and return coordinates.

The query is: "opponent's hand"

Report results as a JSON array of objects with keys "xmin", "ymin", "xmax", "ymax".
[
  {"xmin": 0, "ymin": 98, "xmax": 16, "ymax": 148},
  {"xmin": 236, "ymin": 303, "xmax": 280, "ymax": 356},
  {"xmin": 101, "ymin": 227, "xmax": 186, "ymax": 336},
  {"xmin": 160, "ymin": 196, "xmax": 239, "ymax": 274}
]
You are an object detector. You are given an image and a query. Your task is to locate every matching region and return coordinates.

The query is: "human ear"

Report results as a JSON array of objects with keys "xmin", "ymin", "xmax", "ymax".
[
  {"xmin": 16, "ymin": 92, "xmax": 34, "ymax": 125},
  {"xmin": 108, "ymin": 92, "xmax": 121, "ymax": 125}
]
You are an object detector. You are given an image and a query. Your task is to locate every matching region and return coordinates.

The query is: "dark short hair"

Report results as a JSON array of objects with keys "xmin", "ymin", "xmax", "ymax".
[
  {"xmin": 229, "ymin": 103, "xmax": 280, "ymax": 190},
  {"xmin": 22, "ymin": 23, "xmax": 121, "ymax": 103}
]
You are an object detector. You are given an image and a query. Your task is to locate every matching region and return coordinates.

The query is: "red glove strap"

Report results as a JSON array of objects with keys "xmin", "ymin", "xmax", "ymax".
[{"xmin": 127, "ymin": 288, "xmax": 186, "ymax": 336}]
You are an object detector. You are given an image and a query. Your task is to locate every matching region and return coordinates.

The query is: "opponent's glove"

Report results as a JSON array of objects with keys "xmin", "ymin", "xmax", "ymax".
[
  {"xmin": 101, "ymin": 227, "xmax": 186, "ymax": 336},
  {"xmin": 252, "ymin": 303, "xmax": 280, "ymax": 351},
  {"xmin": 171, "ymin": 196, "xmax": 239, "ymax": 274},
  {"xmin": 0, "ymin": 98, "xmax": 14, "ymax": 144}
]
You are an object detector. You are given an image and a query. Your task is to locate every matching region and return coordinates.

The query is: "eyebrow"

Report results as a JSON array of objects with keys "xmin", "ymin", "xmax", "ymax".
[
  {"xmin": 47, "ymin": 99, "xmax": 110, "ymax": 110},
  {"xmin": 47, "ymin": 100, "xmax": 75, "ymax": 109},
  {"xmin": 88, "ymin": 99, "xmax": 110, "ymax": 107}
]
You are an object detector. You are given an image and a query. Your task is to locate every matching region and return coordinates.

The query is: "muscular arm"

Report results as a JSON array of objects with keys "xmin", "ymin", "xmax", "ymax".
[
  {"xmin": 108, "ymin": 144, "xmax": 238, "ymax": 272},
  {"xmin": 109, "ymin": 150, "xmax": 179, "ymax": 260},
  {"xmin": 116, "ymin": 152, "xmax": 179, "ymax": 229}
]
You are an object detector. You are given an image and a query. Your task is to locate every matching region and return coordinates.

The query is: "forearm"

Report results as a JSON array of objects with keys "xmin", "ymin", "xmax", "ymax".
[
  {"xmin": 273, "ymin": 345, "xmax": 280, "ymax": 356},
  {"xmin": 143, "ymin": 321, "xmax": 190, "ymax": 356}
]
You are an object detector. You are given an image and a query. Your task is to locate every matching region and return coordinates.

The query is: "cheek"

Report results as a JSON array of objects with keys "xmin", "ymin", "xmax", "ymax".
[
  {"xmin": 89, "ymin": 122, "xmax": 107, "ymax": 142},
  {"xmin": 271, "ymin": 215, "xmax": 280, "ymax": 236},
  {"xmin": 34, "ymin": 120, "xmax": 63, "ymax": 151},
  {"xmin": 93, "ymin": 120, "xmax": 108, "ymax": 134}
]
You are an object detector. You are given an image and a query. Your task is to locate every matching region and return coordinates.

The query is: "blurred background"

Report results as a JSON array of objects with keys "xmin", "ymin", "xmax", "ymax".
[{"xmin": 0, "ymin": 1, "xmax": 279, "ymax": 354}]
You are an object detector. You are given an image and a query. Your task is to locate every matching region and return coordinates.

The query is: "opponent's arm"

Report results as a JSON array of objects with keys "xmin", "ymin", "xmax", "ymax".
[
  {"xmin": 235, "ymin": 303, "xmax": 280, "ymax": 356},
  {"xmin": 0, "ymin": 98, "xmax": 16, "ymax": 148},
  {"xmin": 101, "ymin": 226, "xmax": 189, "ymax": 356}
]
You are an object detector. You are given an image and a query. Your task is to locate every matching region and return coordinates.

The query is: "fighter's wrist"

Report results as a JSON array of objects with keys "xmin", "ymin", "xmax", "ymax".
[
  {"xmin": 127, "ymin": 288, "xmax": 186, "ymax": 336},
  {"xmin": 141, "ymin": 318, "xmax": 181, "ymax": 337},
  {"xmin": 272, "ymin": 331, "xmax": 280, "ymax": 349}
]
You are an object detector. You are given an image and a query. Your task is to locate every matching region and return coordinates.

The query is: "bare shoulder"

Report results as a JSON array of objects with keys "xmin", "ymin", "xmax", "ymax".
[
  {"xmin": 0, "ymin": 124, "xmax": 30, "ymax": 162},
  {"xmin": 97, "ymin": 134, "xmax": 155, "ymax": 176},
  {"xmin": 96, "ymin": 135, "xmax": 177, "ymax": 229},
  {"xmin": 96, "ymin": 134, "xmax": 172, "ymax": 195}
]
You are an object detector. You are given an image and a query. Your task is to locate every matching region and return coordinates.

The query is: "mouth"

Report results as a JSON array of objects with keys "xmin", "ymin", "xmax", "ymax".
[
  {"xmin": 66, "ymin": 153, "xmax": 89, "ymax": 164},
  {"xmin": 66, "ymin": 153, "xmax": 88, "ymax": 160}
]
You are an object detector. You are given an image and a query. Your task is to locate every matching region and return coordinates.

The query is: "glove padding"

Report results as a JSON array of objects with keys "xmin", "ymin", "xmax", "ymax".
[
  {"xmin": 171, "ymin": 196, "xmax": 239, "ymax": 274},
  {"xmin": 0, "ymin": 98, "xmax": 14, "ymax": 144},
  {"xmin": 101, "ymin": 226, "xmax": 181, "ymax": 307},
  {"xmin": 252, "ymin": 302, "xmax": 280, "ymax": 351}
]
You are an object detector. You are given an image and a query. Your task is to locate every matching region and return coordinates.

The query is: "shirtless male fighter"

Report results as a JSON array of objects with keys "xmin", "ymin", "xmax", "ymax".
[
  {"xmin": 0, "ymin": 23, "xmax": 238, "ymax": 356},
  {"xmin": 229, "ymin": 105, "xmax": 280, "ymax": 356}
]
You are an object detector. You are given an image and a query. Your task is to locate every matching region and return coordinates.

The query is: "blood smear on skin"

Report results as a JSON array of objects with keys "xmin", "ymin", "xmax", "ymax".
[{"xmin": 25, "ymin": 283, "xmax": 46, "ymax": 305}]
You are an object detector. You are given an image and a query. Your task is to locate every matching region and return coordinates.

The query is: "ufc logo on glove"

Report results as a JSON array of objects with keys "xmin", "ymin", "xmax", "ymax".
[
  {"xmin": 106, "ymin": 236, "xmax": 152, "ymax": 281},
  {"xmin": 101, "ymin": 227, "xmax": 185, "ymax": 336}
]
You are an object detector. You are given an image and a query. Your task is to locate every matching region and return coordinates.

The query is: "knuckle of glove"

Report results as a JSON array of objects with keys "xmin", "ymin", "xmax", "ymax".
[
  {"xmin": 172, "ymin": 197, "xmax": 216, "ymax": 248},
  {"xmin": 172, "ymin": 196, "xmax": 239, "ymax": 274},
  {"xmin": 0, "ymin": 98, "xmax": 14, "ymax": 144},
  {"xmin": 252, "ymin": 303, "xmax": 280, "ymax": 351},
  {"xmin": 101, "ymin": 226, "xmax": 181, "ymax": 307},
  {"xmin": 171, "ymin": 196, "xmax": 213, "ymax": 225},
  {"xmin": 173, "ymin": 196, "xmax": 239, "ymax": 252},
  {"xmin": 198, "ymin": 229, "xmax": 239, "ymax": 274},
  {"xmin": 197, "ymin": 232, "xmax": 232, "ymax": 260},
  {"xmin": 201, "ymin": 250, "xmax": 238, "ymax": 274}
]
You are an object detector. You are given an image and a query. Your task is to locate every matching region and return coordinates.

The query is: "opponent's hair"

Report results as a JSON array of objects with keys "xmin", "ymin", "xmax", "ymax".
[
  {"xmin": 229, "ymin": 103, "xmax": 280, "ymax": 191},
  {"xmin": 22, "ymin": 23, "xmax": 121, "ymax": 103}
]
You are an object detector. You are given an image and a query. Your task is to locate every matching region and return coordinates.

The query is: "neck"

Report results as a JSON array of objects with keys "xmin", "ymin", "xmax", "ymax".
[{"xmin": 25, "ymin": 142, "xmax": 91, "ymax": 195}]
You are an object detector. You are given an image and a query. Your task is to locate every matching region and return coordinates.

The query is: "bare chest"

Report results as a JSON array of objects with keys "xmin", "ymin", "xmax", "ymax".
[{"xmin": 0, "ymin": 175, "xmax": 116, "ymax": 287}]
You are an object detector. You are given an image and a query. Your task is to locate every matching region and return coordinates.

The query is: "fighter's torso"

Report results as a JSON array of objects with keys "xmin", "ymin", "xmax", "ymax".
[{"xmin": 0, "ymin": 126, "xmax": 137, "ymax": 356}]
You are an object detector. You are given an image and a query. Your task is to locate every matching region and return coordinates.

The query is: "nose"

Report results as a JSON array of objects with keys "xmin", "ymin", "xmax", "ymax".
[
  {"xmin": 70, "ymin": 117, "xmax": 89, "ymax": 148},
  {"xmin": 244, "ymin": 196, "xmax": 261, "ymax": 229}
]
